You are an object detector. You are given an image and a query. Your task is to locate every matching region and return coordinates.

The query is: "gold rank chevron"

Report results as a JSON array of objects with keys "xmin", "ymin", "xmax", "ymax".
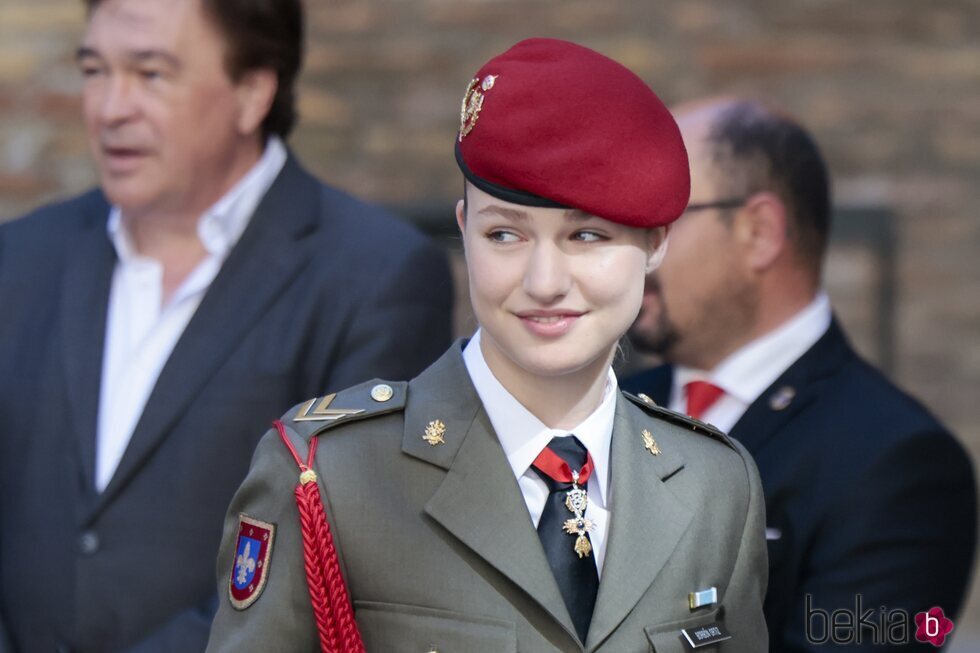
[{"xmin": 293, "ymin": 394, "xmax": 366, "ymax": 422}]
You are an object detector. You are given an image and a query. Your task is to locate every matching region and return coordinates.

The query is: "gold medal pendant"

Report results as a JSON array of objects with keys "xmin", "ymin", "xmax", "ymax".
[
  {"xmin": 563, "ymin": 517, "xmax": 596, "ymax": 558},
  {"xmin": 562, "ymin": 471, "xmax": 595, "ymax": 558}
]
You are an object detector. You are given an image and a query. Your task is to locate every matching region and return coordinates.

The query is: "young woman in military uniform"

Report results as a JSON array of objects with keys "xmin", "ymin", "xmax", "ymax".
[{"xmin": 207, "ymin": 38, "xmax": 768, "ymax": 653}]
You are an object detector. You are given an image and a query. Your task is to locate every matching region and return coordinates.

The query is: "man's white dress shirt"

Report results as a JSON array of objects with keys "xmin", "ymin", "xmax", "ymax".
[
  {"xmin": 671, "ymin": 293, "xmax": 832, "ymax": 433},
  {"xmin": 463, "ymin": 329, "xmax": 616, "ymax": 576},
  {"xmin": 95, "ymin": 138, "xmax": 287, "ymax": 492}
]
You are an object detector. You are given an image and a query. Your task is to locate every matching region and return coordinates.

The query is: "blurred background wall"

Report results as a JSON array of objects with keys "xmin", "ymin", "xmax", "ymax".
[{"xmin": 1, "ymin": 0, "xmax": 977, "ymax": 647}]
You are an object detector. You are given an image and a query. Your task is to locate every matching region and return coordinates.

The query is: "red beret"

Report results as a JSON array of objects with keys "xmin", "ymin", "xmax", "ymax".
[{"xmin": 456, "ymin": 38, "xmax": 690, "ymax": 228}]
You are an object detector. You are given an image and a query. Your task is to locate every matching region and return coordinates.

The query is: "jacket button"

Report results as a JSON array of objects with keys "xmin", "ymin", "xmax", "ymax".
[{"xmin": 78, "ymin": 531, "xmax": 99, "ymax": 555}]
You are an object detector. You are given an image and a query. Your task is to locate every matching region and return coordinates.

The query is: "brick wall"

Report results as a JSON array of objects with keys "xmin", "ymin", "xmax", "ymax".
[{"xmin": 2, "ymin": 0, "xmax": 978, "ymax": 645}]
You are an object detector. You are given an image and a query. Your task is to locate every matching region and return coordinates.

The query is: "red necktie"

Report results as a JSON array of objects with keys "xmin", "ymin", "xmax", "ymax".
[{"xmin": 685, "ymin": 381, "xmax": 725, "ymax": 420}]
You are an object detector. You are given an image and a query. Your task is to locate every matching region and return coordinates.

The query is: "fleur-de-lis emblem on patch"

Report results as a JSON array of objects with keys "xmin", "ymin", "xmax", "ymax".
[
  {"xmin": 422, "ymin": 420, "xmax": 446, "ymax": 446},
  {"xmin": 235, "ymin": 541, "xmax": 256, "ymax": 586},
  {"xmin": 642, "ymin": 429, "xmax": 661, "ymax": 456}
]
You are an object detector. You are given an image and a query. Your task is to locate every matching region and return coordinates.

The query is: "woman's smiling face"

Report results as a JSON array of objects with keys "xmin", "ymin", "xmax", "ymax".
[{"xmin": 459, "ymin": 184, "xmax": 666, "ymax": 387}]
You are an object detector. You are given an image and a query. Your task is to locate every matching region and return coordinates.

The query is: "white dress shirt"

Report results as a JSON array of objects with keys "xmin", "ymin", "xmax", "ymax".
[
  {"xmin": 94, "ymin": 137, "xmax": 287, "ymax": 492},
  {"xmin": 462, "ymin": 329, "xmax": 617, "ymax": 576},
  {"xmin": 671, "ymin": 292, "xmax": 833, "ymax": 433}
]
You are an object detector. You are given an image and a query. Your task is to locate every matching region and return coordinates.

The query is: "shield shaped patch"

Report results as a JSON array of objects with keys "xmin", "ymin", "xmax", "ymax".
[{"xmin": 229, "ymin": 514, "xmax": 276, "ymax": 610}]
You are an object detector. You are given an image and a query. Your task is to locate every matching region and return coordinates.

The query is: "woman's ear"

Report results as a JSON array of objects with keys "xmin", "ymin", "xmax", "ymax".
[
  {"xmin": 455, "ymin": 199, "xmax": 466, "ymax": 236},
  {"xmin": 645, "ymin": 225, "xmax": 670, "ymax": 272}
]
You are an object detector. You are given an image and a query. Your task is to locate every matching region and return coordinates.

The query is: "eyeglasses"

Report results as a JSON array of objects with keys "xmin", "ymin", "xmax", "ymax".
[{"xmin": 684, "ymin": 198, "xmax": 748, "ymax": 213}]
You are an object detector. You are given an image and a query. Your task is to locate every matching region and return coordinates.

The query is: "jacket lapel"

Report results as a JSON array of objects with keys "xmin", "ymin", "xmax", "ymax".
[
  {"xmin": 586, "ymin": 396, "xmax": 692, "ymax": 650},
  {"xmin": 91, "ymin": 156, "xmax": 320, "ymax": 517},
  {"xmin": 405, "ymin": 345, "xmax": 580, "ymax": 643},
  {"xmin": 60, "ymin": 192, "xmax": 115, "ymax": 496},
  {"xmin": 730, "ymin": 320, "xmax": 850, "ymax": 453}
]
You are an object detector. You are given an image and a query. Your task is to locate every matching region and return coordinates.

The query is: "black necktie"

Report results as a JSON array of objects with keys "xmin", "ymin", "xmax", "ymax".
[{"xmin": 532, "ymin": 435, "xmax": 599, "ymax": 644}]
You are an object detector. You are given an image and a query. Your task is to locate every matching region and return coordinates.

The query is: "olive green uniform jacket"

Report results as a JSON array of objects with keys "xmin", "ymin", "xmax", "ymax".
[{"xmin": 207, "ymin": 344, "xmax": 768, "ymax": 652}]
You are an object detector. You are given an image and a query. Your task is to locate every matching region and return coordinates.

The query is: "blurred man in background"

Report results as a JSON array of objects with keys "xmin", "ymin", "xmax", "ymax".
[
  {"xmin": 625, "ymin": 97, "xmax": 976, "ymax": 652},
  {"xmin": 0, "ymin": 0, "xmax": 452, "ymax": 650}
]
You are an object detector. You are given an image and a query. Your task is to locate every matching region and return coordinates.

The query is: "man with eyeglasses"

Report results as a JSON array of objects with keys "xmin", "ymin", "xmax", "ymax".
[{"xmin": 624, "ymin": 98, "xmax": 976, "ymax": 652}]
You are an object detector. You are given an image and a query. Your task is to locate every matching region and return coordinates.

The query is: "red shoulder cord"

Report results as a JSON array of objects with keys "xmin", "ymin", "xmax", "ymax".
[{"xmin": 275, "ymin": 420, "xmax": 365, "ymax": 653}]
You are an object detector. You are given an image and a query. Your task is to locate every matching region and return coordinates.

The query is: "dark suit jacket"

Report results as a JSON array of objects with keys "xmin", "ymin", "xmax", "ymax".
[
  {"xmin": 207, "ymin": 343, "xmax": 769, "ymax": 652},
  {"xmin": 623, "ymin": 320, "xmax": 977, "ymax": 652},
  {"xmin": 0, "ymin": 155, "xmax": 454, "ymax": 653}
]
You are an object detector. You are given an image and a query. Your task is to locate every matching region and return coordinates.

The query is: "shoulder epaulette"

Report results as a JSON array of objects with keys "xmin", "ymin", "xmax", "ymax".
[
  {"xmin": 622, "ymin": 391, "xmax": 735, "ymax": 451},
  {"xmin": 286, "ymin": 379, "xmax": 408, "ymax": 440}
]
